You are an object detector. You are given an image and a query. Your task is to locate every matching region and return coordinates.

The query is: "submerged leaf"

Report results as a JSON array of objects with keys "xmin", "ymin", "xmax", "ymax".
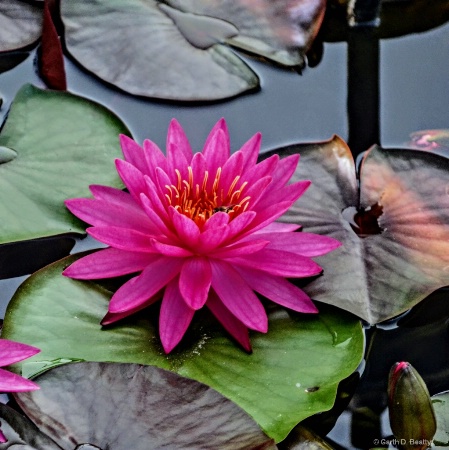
[
  {"xmin": 14, "ymin": 362, "xmax": 276, "ymax": 450},
  {"xmin": 2, "ymin": 255, "xmax": 364, "ymax": 442},
  {"xmin": 0, "ymin": 1, "xmax": 43, "ymax": 53},
  {"xmin": 266, "ymin": 136, "xmax": 449, "ymax": 324},
  {"xmin": 0, "ymin": 84, "xmax": 129, "ymax": 245},
  {"xmin": 60, "ymin": 0, "xmax": 259, "ymax": 101}
]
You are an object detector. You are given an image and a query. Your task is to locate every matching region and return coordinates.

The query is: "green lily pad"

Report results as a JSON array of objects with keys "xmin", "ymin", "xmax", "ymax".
[
  {"xmin": 265, "ymin": 136, "xmax": 449, "ymax": 324},
  {"xmin": 60, "ymin": 0, "xmax": 259, "ymax": 101},
  {"xmin": 2, "ymin": 254, "xmax": 364, "ymax": 442},
  {"xmin": 0, "ymin": 1, "xmax": 42, "ymax": 53},
  {"xmin": 8, "ymin": 362, "xmax": 276, "ymax": 450},
  {"xmin": 432, "ymin": 391, "xmax": 449, "ymax": 448},
  {"xmin": 0, "ymin": 84, "xmax": 129, "ymax": 245}
]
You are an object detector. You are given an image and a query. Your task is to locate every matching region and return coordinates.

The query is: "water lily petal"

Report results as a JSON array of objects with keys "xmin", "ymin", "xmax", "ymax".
[
  {"xmin": 115, "ymin": 159, "xmax": 147, "ymax": 204},
  {"xmin": 109, "ymin": 257, "xmax": 183, "ymax": 313},
  {"xmin": 87, "ymin": 226, "xmax": 154, "ymax": 252},
  {"xmin": 204, "ymin": 131, "xmax": 230, "ymax": 192},
  {"xmin": 0, "ymin": 368, "xmax": 39, "ymax": 392},
  {"xmin": 140, "ymin": 194, "xmax": 177, "ymax": 240},
  {"xmin": 253, "ymin": 232, "xmax": 342, "ymax": 256},
  {"xmin": 202, "ymin": 118, "xmax": 229, "ymax": 150},
  {"xmin": 143, "ymin": 138, "xmax": 167, "ymax": 179},
  {"xmin": 241, "ymin": 176, "xmax": 272, "ymax": 207},
  {"xmin": 159, "ymin": 277, "xmax": 195, "ymax": 353},
  {"xmin": 218, "ymin": 151, "xmax": 243, "ymax": 192},
  {"xmin": 120, "ymin": 134, "xmax": 149, "ymax": 174},
  {"xmin": 0, "ymin": 340, "xmax": 40, "ymax": 367},
  {"xmin": 239, "ymin": 133, "xmax": 262, "ymax": 173},
  {"xmin": 101, "ymin": 293, "xmax": 161, "ymax": 325},
  {"xmin": 210, "ymin": 260, "xmax": 267, "ymax": 332},
  {"xmin": 213, "ymin": 239, "xmax": 269, "ymax": 258},
  {"xmin": 207, "ymin": 290, "xmax": 251, "ymax": 352},
  {"xmin": 257, "ymin": 180, "xmax": 311, "ymax": 210},
  {"xmin": 170, "ymin": 208, "xmax": 201, "ymax": 244},
  {"xmin": 197, "ymin": 224, "xmax": 230, "ymax": 253},
  {"xmin": 236, "ymin": 266, "xmax": 318, "ymax": 313},
  {"xmin": 167, "ymin": 119, "xmax": 193, "ymax": 163},
  {"xmin": 63, "ymin": 248, "xmax": 158, "ymax": 279},
  {"xmin": 150, "ymin": 239, "xmax": 193, "ymax": 257},
  {"xmin": 202, "ymin": 211, "xmax": 229, "ymax": 231},
  {"xmin": 244, "ymin": 154, "xmax": 279, "ymax": 186},
  {"xmin": 179, "ymin": 257, "xmax": 211, "ymax": 309},
  {"xmin": 225, "ymin": 211, "xmax": 256, "ymax": 241},
  {"xmin": 229, "ymin": 249, "xmax": 323, "ymax": 278},
  {"xmin": 89, "ymin": 185, "xmax": 128, "ymax": 203},
  {"xmin": 243, "ymin": 201, "xmax": 293, "ymax": 235},
  {"xmin": 65, "ymin": 198, "xmax": 154, "ymax": 233},
  {"xmin": 256, "ymin": 222, "xmax": 301, "ymax": 233},
  {"xmin": 270, "ymin": 154, "xmax": 300, "ymax": 189},
  {"xmin": 189, "ymin": 151, "xmax": 207, "ymax": 186},
  {"xmin": 166, "ymin": 120, "xmax": 191, "ymax": 180}
]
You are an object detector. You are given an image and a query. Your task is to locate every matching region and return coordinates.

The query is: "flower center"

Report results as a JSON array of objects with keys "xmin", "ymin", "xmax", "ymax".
[{"xmin": 165, "ymin": 166, "xmax": 250, "ymax": 227}]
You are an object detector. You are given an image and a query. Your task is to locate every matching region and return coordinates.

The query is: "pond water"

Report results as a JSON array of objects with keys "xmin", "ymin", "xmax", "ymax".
[{"xmin": 0, "ymin": 13, "xmax": 449, "ymax": 450}]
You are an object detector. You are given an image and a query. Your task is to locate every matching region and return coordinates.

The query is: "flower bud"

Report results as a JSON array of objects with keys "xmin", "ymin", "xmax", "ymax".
[{"xmin": 388, "ymin": 362, "xmax": 436, "ymax": 450}]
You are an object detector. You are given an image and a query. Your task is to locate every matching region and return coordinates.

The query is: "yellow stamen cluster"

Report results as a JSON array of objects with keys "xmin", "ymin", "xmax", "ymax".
[{"xmin": 165, "ymin": 166, "xmax": 250, "ymax": 228}]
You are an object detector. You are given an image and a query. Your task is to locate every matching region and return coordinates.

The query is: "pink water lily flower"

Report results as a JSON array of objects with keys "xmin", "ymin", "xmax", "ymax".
[
  {"xmin": 63, "ymin": 119, "xmax": 341, "ymax": 353},
  {"xmin": 0, "ymin": 339, "xmax": 40, "ymax": 392}
]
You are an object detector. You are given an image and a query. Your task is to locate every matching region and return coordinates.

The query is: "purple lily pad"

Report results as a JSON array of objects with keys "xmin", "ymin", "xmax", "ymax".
[
  {"xmin": 266, "ymin": 136, "xmax": 449, "ymax": 324},
  {"xmin": 13, "ymin": 362, "xmax": 276, "ymax": 450}
]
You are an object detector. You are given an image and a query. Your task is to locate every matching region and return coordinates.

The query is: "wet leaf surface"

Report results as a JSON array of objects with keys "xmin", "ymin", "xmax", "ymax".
[
  {"xmin": 264, "ymin": 136, "xmax": 449, "ymax": 324},
  {"xmin": 2, "ymin": 255, "xmax": 364, "ymax": 442},
  {"xmin": 165, "ymin": 0, "xmax": 326, "ymax": 67},
  {"xmin": 0, "ymin": 402, "xmax": 62, "ymax": 450},
  {"xmin": 12, "ymin": 362, "xmax": 276, "ymax": 450},
  {"xmin": 0, "ymin": 84, "xmax": 129, "ymax": 245},
  {"xmin": 0, "ymin": 1, "xmax": 43, "ymax": 53},
  {"xmin": 432, "ymin": 391, "xmax": 449, "ymax": 448},
  {"xmin": 60, "ymin": 0, "xmax": 259, "ymax": 101}
]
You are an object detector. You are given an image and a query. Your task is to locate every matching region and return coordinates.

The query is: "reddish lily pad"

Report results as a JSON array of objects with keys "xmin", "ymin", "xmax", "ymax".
[
  {"xmin": 60, "ymin": 0, "xmax": 259, "ymax": 101},
  {"xmin": 2, "ymin": 255, "xmax": 364, "ymax": 442},
  {"xmin": 407, "ymin": 130, "xmax": 449, "ymax": 156},
  {"xmin": 267, "ymin": 136, "xmax": 449, "ymax": 324},
  {"xmin": 0, "ymin": 1, "xmax": 43, "ymax": 53},
  {"xmin": 165, "ymin": 0, "xmax": 327, "ymax": 67},
  {"xmin": 10, "ymin": 362, "xmax": 276, "ymax": 450}
]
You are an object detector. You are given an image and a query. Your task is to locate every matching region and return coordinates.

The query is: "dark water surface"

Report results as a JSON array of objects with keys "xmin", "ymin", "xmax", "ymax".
[{"xmin": 1, "ymin": 18, "xmax": 449, "ymax": 450}]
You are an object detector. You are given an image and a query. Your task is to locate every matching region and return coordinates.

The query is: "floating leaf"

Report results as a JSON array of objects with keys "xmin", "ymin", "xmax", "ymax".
[
  {"xmin": 10, "ymin": 362, "xmax": 276, "ymax": 450},
  {"xmin": 2, "ymin": 255, "xmax": 364, "ymax": 442},
  {"xmin": 407, "ymin": 130, "xmax": 449, "ymax": 156},
  {"xmin": 432, "ymin": 391, "xmax": 449, "ymax": 448},
  {"xmin": 0, "ymin": 84, "xmax": 130, "ymax": 245},
  {"xmin": 60, "ymin": 0, "xmax": 259, "ymax": 101},
  {"xmin": 0, "ymin": 1, "xmax": 43, "ymax": 52},
  {"xmin": 165, "ymin": 0, "xmax": 326, "ymax": 67},
  {"xmin": 0, "ymin": 402, "xmax": 62, "ymax": 450},
  {"xmin": 265, "ymin": 136, "xmax": 449, "ymax": 324}
]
